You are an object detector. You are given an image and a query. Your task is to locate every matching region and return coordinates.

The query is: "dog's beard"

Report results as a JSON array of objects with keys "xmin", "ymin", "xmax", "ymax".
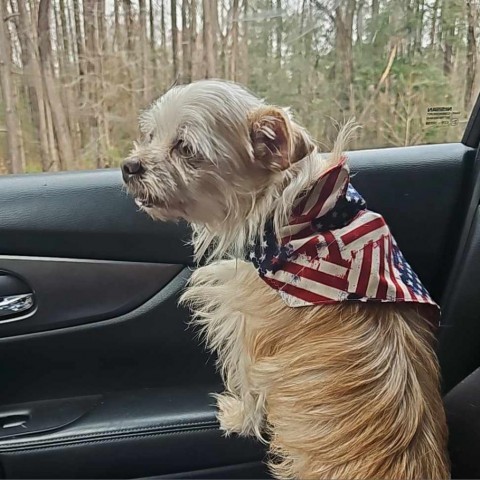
[
  {"xmin": 127, "ymin": 168, "xmax": 240, "ymax": 226},
  {"xmin": 125, "ymin": 178, "xmax": 182, "ymax": 219}
]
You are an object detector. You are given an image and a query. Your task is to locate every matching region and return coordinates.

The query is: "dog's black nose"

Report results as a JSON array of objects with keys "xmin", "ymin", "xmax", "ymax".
[{"xmin": 122, "ymin": 158, "xmax": 143, "ymax": 181}]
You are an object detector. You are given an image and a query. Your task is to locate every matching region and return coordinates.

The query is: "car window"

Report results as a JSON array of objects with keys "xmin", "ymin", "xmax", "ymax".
[{"xmin": 0, "ymin": 0, "xmax": 478, "ymax": 175}]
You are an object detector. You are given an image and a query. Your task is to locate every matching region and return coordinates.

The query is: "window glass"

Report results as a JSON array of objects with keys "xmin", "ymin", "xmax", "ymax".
[{"xmin": 0, "ymin": 0, "xmax": 478, "ymax": 174}]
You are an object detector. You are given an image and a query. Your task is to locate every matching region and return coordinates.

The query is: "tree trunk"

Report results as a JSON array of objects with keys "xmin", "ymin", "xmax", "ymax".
[
  {"xmin": 73, "ymin": 0, "xmax": 85, "ymax": 82},
  {"xmin": 240, "ymin": 0, "xmax": 248, "ymax": 84},
  {"xmin": 229, "ymin": 0, "xmax": 239, "ymax": 80},
  {"xmin": 275, "ymin": 0, "xmax": 281, "ymax": 62},
  {"xmin": 203, "ymin": 0, "xmax": 217, "ymax": 78},
  {"xmin": 149, "ymin": 0, "xmax": 155, "ymax": 50},
  {"xmin": 149, "ymin": 0, "xmax": 156, "ymax": 80},
  {"xmin": 45, "ymin": 94, "xmax": 60, "ymax": 170},
  {"xmin": 139, "ymin": 0, "xmax": 150, "ymax": 101},
  {"xmin": 216, "ymin": 0, "xmax": 227, "ymax": 79},
  {"xmin": 190, "ymin": 0, "xmax": 198, "ymax": 79},
  {"xmin": 412, "ymin": 0, "xmax": 425, "ymax": 56},
  {"xmin": 122, "ymin": 0, "xmax": 136, "ymax": 110},
  {"xmin": 443, "ymin": 26, "xmax": 454, "ymax": 76},
  {"xmin": 38, "ymin": 0, "xmax": 74, "ymax": 170},
  {"xmin": 430, "ymin": 0, "xmax": 440, "ymax": 49},
  {"xmin": 465, "ymin": 0, "xmax": 477, "ymax": 112},
  {"xmin": 356, "ymin": 0, "xmax": 364, "ymax": 44},
  {"xmin": 371, "ymin": 0, "xmax": 379, "ymax": 43},
  {"xmin": 13, "ymin": 0, "xmax": 51, "ymax": 170},
  {"xmin": 334, "ymin": 1, "xmax": 356, "ymax": 114},
  {"xmin": 161, "ymin": 0, "xmax": 166, "ymax": 49},
  {"xmin": 83, "ymin": 0, "xmax": 108, "ymax": 168},
  {"xmin": 441, "ymin": 0, "xmax": 454, "ymax": 76},
  {"xmin": 160, "ymin": 0, "xmax": 167, "ymax": 87},
  {"xmin": 0, "ymin": 0, "xmax": 23, "ymax": 173},
  {"xmin": 171, "ymin": 0, "xmax": 178, "ymax": 79},
  {"xmin": 123, "ymin": 0, "xmax": 134, "ymax": 54},
  {"xmin": 83, "ymin": 0, "xmax": 95, "ymax": 104},
  {"xmin": 53, "ymin": 0, "xmax": 65, "ymax": 74},
  {"xmin": 97, "ymin": 0, "xmax": 109, "ymax": 166},
  {"xmin": 58, "ymin": 0, "xmax": 70, "ymax": 62},
  {"xmin": 182, "ymin": 0, "xmax": 191, "ymax": 82},
  {"xmin": 114, "ymin": 0, "xmax": 121, "ymax": 50},
  {"xmin": 73, "ymin": 0, "xmax": 87, "ymax": 147}
]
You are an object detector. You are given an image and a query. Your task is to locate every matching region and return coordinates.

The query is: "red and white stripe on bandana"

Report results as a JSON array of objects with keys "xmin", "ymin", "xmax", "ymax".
[{"xmin": 248, "ymin": 156, "xmax": 440, "ymax": 324}]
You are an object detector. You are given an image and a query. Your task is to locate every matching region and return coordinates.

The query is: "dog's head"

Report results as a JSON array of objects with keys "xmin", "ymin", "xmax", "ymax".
[{"xmin": 122, "ymin": 80, "xmax": 314, "ymax": 226}]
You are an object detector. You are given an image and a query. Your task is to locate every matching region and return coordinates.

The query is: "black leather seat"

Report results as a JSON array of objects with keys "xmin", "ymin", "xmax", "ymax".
[{"xmin": 445, "ymin": 367, "xmax": 480, "ymax": 479}]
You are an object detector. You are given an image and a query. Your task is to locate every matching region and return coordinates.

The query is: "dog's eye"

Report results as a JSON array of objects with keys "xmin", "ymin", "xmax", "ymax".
[
  {"xmin": 175, "ymin": 141, "xmax": 194, "ymax": 159},
  {"xmin": 149, "ymin": 132, "xmax": 154, "ymax": 142}
]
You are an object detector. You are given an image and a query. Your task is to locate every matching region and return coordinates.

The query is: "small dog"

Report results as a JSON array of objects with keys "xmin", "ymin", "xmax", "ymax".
[{"xmin": 123, "ymin": 80, "xmax": 450, "ymax": 479}]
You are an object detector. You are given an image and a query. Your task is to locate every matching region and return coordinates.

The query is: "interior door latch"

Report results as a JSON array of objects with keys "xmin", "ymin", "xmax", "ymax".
[
  {"xmin": 0, "ymin": 294, "xmax": 34, "ymax": 317},
  {"xmin": 0, "ymin": 272, "xmax": 34, "ymax": 320}
]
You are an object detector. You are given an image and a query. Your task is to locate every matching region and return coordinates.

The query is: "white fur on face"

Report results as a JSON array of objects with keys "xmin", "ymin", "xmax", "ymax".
[
  {"xmin": 124, "ymin": 79, "xmax": 355, "ymax": 263},
  {"xmin": 125, "ymin": 80, "xmax": 267, "ymax": 226},
  {"xmin": 140, "ymin": 80, "xmax": 261, "ymax": 161}
]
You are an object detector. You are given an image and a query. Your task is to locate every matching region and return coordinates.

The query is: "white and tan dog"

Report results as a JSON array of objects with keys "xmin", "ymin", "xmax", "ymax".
[{"xmin": 122, "ymin": 80, "xmax": 449, "ymax": 479}]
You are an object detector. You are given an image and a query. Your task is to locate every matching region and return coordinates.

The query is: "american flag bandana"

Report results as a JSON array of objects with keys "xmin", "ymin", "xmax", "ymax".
[{"xmin": 248, "ymin": 157, "xmax": 439, "ymax": 322}]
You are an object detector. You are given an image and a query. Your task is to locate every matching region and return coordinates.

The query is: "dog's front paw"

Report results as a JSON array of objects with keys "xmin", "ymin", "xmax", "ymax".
[
  {"xmin": 216, "ymin": 393, "xmax": 247, "ymax": 435},
  {"xmin": 215, "ymin": 392, "xmax": 266, "ymax": 441}
]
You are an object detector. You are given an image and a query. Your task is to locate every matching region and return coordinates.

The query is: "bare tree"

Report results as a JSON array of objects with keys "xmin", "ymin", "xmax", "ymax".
[
  {"xmin": 161, "ymin": 0, "xmax": 167, "ymax": 49},
  {"xmin": 38, "ymin": 0, "xmax": 74, "ymax": 169},
  {"xmin": 465, "ymin": 0, "xmax": 477, "ymax": 112},
  {"xmin": 334, "ymin": 0, "xmax": 356, "ymax": 114},
  {"xmin": 149, "ymin": 0, "xmax": 156, "ymax": 79},
  {"xmin": 430, "ymin": 0, "xmax": 440, "ymax": 48},
  {"xmin": 240, "ymin": 0, "xmax": 249, "ymax": 84},
  {"xmin": 14, "ymin": 0, "xmax": 52, "ymax": 170},
  {"xmin": 275, "ymin": 0, "xmax": 282, "ymax": 61},
  {"xmin": 73, "ymin": 0, "xmax": 86, "ymax": 146},
  {"xmin": 58, "ymin": 0, "xmax": 70, "ymax": 64},
  {"xmin": 139, "ymin": 0, "xmax": 150, "ymax": 101},
  {"xmin": 441, "ymin": 0, "xmax": 455, "ymax": 76},
  {"xmin": 203, "ymin": 0, "xmax": 217, "ymax": 77},
  {"xmin": 123, "ymin": 0, "xmax": 134, "ymax": 53},
  {"xmin": 113, "ymin": 0, "xmax": 121, "ymax": 49},
  {"xmin": 182, "ymin": 0, "xmax": 192, "ymax": 82},
  {"xmin": 190, "ymin": 0, "xmax": 198, "ymax": 79},
  {"xmin": 171, "ymin": 0, "xmax": 179, "ymax": 78},
  {"xmin": 0, "ymin": 0, "xmax": 23, "ymax": 173},
  {"xmin": 229, "ymin": 0, "xmax": 239, "ymax": 80}
]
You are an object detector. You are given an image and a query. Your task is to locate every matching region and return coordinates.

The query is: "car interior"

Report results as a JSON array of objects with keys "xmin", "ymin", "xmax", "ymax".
[{"xmin": 0, "ymin": 95, "xmax": 480, "ymax": 479}]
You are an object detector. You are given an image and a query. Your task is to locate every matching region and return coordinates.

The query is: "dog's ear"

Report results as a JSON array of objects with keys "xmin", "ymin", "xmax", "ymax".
[{"xmin": 248, "ymin": 106, "xmax": 314, "ymax": 171}]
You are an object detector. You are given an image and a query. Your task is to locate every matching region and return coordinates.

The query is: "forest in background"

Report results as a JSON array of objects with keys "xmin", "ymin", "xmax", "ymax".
[{"xmin": 0, "ymin": 0, "xmax": 478, "ymax": 174}]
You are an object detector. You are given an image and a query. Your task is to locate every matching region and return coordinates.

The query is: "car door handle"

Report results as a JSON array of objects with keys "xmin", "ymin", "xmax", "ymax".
[
  {"xmin": 0, "ymin": 272, "xmax": 34, "ymax": 320},
  {"xmin": 0, "ymin": 293, "xmax": 34, "ymax": 318}
]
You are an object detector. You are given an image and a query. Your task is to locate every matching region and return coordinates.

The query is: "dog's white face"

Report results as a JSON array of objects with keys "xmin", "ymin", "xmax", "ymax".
[{"xmin": 122, "ymin": 80, "xmax": 312, "ymax": 226}]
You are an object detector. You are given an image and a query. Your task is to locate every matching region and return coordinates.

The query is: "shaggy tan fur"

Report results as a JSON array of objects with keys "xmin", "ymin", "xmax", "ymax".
[
  {"xmin": 123, "ymin": 79, "xmax": 450, "ymax": 479},
  {"xmin": 182, "ymin": 260, "xmax": 449, "ymax": 479}
]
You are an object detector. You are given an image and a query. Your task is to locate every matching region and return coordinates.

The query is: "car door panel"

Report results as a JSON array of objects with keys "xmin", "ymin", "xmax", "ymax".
[
  {"xmin": 0, "ymin": 257, "xmax": 182, "ymax": 336},
  {"xmin": 0, "ymin": 142, "xmax": 475, "ymax": 478},
  {"xmin": 0, "ymin": 268, "xmax": 218, "ymax": 405},
  {"xmin": 0, "ymin": 171, "xmax": 193, "ymax": 265},
  {"xmin": 0, "ymin": 388, "xmax": 267, "ymax": 479}
]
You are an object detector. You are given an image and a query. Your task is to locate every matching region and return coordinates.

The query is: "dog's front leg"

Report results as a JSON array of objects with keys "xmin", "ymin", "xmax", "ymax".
[
  {"xmin": 181, "ymin": 261, "xmax": 267, "ymax": 441},
  {"xmin": 214, "ymin": 334, "xmax": 267, "ymax": 441}
]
